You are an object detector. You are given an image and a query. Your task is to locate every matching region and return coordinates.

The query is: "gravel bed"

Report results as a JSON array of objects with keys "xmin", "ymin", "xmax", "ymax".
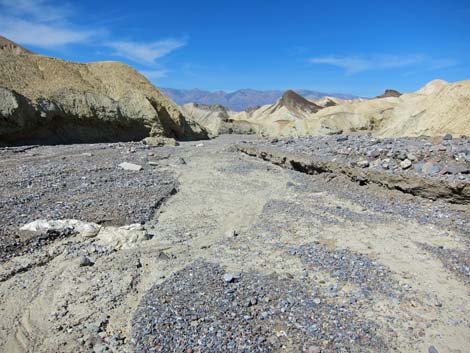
[
  {"xmin": 417, "ymin": 242, "xmax": 470, "ymax": 285},
  {"xmin": 0, "ymin": 142, "xmax": 178, "ymax": 260},
  {"xmin": 132, "ymin": 260, "xmax": 389, "ymax": 353},
  {"xmin": 286, "ymin": 170, "xmax": 470, "ymax": 237},
  {"xmin": 259, "ymin": 135, "xmax": 470, "ymax": 184},
  {"xmin": 292, "ymin": 243, "xmax": 405, "ymax": 299}
]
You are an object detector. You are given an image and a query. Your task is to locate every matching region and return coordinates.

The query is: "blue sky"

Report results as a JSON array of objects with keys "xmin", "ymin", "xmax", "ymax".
[{"xmin": 1, "ymin": 0, "xmax": 469, "ymax": 96}]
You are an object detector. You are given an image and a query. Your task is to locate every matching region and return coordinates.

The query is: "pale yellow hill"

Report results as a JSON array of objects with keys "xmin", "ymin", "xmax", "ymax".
[
  {"xmin": 378, "ymin": 80, "xmax": 470, "ymax": 137},
  {"xmin": 0, "ymin": 49, "xmax": 207, "ymax": 144}
]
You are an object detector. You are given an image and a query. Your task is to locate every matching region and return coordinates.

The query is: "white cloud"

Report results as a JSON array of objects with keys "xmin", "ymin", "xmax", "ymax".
[
  {"xmin": 107, "ymin": 39, "xmax": 186, "ymax": 65},
  {"xmin": 140, "ymin": 69, "xmax": 168, "ymax": 80},
  {"xmin": 310, "ymin": 55, "xmax": 425, "ymax": 74},
  {"xmin": 0, "ymin": 0, "xmax": 72, "ymax": 22},
  {"xmin": 0, "ymin": 0, "xmax": 98, "ymax": 47},
  {"xmin": 0, "ymin": 15, "xmax": 96, "ymax": 47}
]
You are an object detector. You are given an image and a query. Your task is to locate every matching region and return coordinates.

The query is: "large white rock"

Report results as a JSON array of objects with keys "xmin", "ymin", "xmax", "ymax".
[
  {"xmin": 20, "ymin": 219, "xmax": 151, "ymax": 250},
  {"xmin": 20, "ymin": 219, "xmax": 101, "ymax": 237}
]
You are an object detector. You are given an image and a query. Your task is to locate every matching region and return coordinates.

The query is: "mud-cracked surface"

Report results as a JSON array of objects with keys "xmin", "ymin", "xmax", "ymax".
[{"xmin": 0, "ymin": 135, "xmax": 469, "ymax": 353}]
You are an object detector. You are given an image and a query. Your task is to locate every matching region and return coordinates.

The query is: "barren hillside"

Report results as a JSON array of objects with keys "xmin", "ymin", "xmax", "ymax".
[{"xmin": 0, "ymin": 38, "xmax": 207, "ymax": 145}]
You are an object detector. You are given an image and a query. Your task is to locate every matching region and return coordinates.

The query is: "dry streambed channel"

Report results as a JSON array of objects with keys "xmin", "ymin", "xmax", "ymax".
[{"xmin": 0, "ymin": 134, "xmax": 469, "ymax": 353}]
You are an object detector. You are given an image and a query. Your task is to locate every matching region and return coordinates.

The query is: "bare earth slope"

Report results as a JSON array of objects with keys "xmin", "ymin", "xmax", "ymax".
[
  {"xmin": 378, "ymin": 80, "xmax": 470, "ymax": 137},
  {"xmin": 0, "ymin": 39, "xmax": 208, "ymax": 145},
  {"xmin": 0, "ymin": 135, "xmax": 469, "ymax": 352}
]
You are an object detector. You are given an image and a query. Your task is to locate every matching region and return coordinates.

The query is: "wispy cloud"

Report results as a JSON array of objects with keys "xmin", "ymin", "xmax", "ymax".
[
  {"xmin": 0, "ymin": 0, "xmax": 72, "ymax": 22},
  {"xmin": 309, "ymin": 54, "xmax": 456, "ymax": 75},
  {"xmin": 0, "ymin": 0, "xmax": 99, "ymax": 47},
  {"xmin": 107, "ymin": 39, "xmax": 186, "ymax": 65},
  {"xmin": 0, "ymin": 15, "xmax": 97, "ymax": 47},
  {"xmin": 139, "ymin": 69, "xmax": 168, "ymax": 80}
]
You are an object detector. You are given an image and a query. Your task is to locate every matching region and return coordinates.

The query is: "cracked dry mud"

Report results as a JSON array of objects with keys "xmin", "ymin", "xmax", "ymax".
[{"xmin": 0, "ymin": 135, "xmax": 469, "ymax": 353}]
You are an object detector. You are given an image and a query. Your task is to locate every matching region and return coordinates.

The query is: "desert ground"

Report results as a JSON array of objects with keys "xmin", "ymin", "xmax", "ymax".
[{"xmin": 0, "ymin": 134, "xmax": 469, "ymax": 353}]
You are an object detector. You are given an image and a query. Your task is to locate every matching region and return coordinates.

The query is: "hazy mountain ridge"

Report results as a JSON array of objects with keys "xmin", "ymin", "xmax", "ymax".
[{"xmin": 162, "ymin": 87, "xmax": 358, "ymax": 111}]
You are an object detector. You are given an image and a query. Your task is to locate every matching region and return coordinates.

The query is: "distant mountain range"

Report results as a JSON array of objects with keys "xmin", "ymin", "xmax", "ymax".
[{"xmin": 161, "ymin": 88, "xmax": 358, "ymax": 111}]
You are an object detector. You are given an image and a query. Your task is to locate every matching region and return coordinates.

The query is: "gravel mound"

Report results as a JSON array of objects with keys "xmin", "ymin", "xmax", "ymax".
[
  {"xmin": 132, "ymin": 261, "xmax": 388, "ymax": 353},
  {"xmin": 293, "ymin": 243, "xmax": 404, "ymax": 299}
]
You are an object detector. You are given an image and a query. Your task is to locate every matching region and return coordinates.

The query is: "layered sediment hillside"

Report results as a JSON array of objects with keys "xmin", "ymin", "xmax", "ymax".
[{"xmin": 0, "ymin": 37, "xmax": 208, "ymax": 145}]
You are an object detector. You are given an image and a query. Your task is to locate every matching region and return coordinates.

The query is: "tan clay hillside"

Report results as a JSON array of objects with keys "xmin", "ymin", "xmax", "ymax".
[
  {"xmin": 0, "ymin": 38, "xmax": 207, "ymax": 145},
  {"xmin": 0, "ymin": 35, "xmax": 33, "ymax": 55},
  {"xmin": 229, "ymin": 80, "xmax": 470, "ymax": 138},
  {"xmin": 180, "ymin": 103, "xmax": 259, "ymax": 137},
  {"xmin": 378, "ymin": 80, "xmax": 470, "ymax": 137}
]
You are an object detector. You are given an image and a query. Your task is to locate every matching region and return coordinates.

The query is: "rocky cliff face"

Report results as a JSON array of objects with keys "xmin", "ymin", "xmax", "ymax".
[
  {"xmin": 375, "ymin": 89, "xmax": 402, "ymax": 99},
  {"xmin": 0, "ymin": 38, "xmax": 208, "ymax": 146}
]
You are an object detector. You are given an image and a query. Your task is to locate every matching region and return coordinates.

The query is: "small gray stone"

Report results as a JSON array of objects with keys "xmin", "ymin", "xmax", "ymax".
[
  {"xmin": 366, "ymin": 149, "xmax": 381, "ymax": 158},
  {"xmin": 158, "ymin": 251, "xmax": 170, "ymax": 261},
  {"xmin": 118, "ymin": 162, "xmax": 142, "ymax": 171},
  {"xmin": 336, "ymin": 136, "xmax": 348, "ymax": 142},
  {"xmin": 400, "ymin": 159, "xmax": 412, "ymax": 169},
  {"xmin": 223, "ymin": 272, "xmax": 240, "ymax": 283},
  {"xmin": 442, "ymin": 134, "xmax": 453, "ymax": 141},
  {"xmin": 445, "ymin": 165, "xmax": 469, "ymax": 174},
  {"xmin": 396, "ymin": 151, "xmax": 407, "ymax": 160},
  {"xmin": 357, "ymin": 160, "xmax": 370, "ymax": 168},
  {"xmin": 78, "ymin": 255, "xmax": 94, "ymax": 267},
  {"xmin": 428, "ymin": 345, "xmax": 439, "ymax": 353}
]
